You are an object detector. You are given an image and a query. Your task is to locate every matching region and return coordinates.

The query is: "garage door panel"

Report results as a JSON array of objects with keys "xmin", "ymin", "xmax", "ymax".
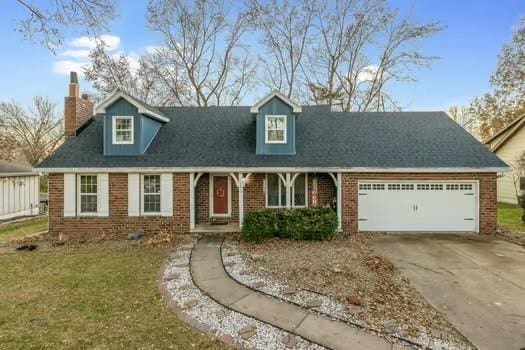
[{"xmin": 358, "ymin": 182, "xmax": 478, "ymax": 232}]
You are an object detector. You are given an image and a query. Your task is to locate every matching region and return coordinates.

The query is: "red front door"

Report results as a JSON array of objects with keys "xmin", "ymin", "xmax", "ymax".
[{"xmin": 213, "ymin": 176, "xmax": 229, "ymax": 215}]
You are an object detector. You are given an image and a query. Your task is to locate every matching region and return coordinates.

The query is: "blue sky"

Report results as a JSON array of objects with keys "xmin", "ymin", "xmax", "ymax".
[{"xmin": 0, "ymin": 1, "xmax": 523, "ymax": 110}]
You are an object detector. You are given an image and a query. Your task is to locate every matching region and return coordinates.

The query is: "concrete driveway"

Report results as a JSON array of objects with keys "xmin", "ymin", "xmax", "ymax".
[{"xmin": 371, "ymin": 235, "xmax": 525, "ymax": 350}]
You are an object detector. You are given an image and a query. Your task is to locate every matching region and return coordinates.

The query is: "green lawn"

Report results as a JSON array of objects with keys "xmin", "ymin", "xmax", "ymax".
[
  {"xmin": 0, "ymin": 217, "xmax": 48, "ymax": 243},
  {"xmin": 497, "ymin": 202, "xmax": 525, "ymax": 232},
  {"xmin": 0, "ymin": 245, "xmax": 226, "ymax": 349}
]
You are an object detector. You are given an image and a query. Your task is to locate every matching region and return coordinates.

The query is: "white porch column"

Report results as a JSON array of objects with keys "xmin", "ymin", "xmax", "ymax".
[
  {"xmin": 238, "ymin": 173, "xmax": 244, "ymax": 229},
  {"xmin": 285, "ymin": 173, "xmax": 292, "ymax": 208},
  {"xmin": 189, "ymin": 172, "xmax": 195, "ymax": 230},
  {"xmin": 336, "ymin": 173, "xmax": 342, "ymax": 230}
]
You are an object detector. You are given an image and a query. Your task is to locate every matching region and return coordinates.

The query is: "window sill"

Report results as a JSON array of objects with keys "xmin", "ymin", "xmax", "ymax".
[
  {"xmin": 76, "ymin": 213, "xmax": 102, "ymax": 217},
  {"xmin": 141, "ymin": 212, "xmax": 162, "ymax": 216}
]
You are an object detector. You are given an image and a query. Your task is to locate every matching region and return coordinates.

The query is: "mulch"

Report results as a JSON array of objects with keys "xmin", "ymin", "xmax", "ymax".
[{"xmin": 230, "ymin": 233, "xmax": 469, "ymax": 342}]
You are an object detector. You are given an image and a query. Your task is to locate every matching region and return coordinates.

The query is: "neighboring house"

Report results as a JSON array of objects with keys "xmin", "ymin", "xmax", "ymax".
[
  {"xmin": 485, "ymin": 114, "xmax": 525, "ymax": 204},
  {"xmin": 37, "ymin": 72, "xmax": 508, "ymax": 237},
  {"xmin": 0, "ymin": 160, "xmax": 40, "ymax": 220}
]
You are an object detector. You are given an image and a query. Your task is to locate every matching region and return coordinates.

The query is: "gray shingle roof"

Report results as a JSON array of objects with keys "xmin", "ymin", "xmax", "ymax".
[
  {"xmin": 0, "ymin": 160, "xmax": 33, "ymax": 175},
  {"xmin": 37, "ymin": 106, "xmax": 507, "ymax": 170}
]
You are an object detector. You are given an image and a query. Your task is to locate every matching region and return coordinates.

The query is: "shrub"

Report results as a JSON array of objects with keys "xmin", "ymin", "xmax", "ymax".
[
  {"xmin": 279, "ymin": 207, "xmax": 338, "ymax": 241},
  {"xmin": 242, "ymin": 207, "xmax": 338, "ymax": 242},
  {"xmin": 242, "ymin": 208, "xmax": 279, "ymax": 243}
]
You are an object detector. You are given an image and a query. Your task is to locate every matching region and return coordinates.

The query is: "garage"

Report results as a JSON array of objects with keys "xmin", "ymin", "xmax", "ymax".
[{"xmin": 357, "ymin": 181, "xmax": 478, "ymax": 232}]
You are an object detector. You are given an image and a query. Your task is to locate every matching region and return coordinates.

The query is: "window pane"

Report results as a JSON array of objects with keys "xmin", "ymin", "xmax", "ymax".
[
  {"xmin": 116, "ymin": 118, "xmax": 131, "ymax": 130},
  {"xmin": 144, "ymin": 175, "xmax": 161, "ymax": 194},
  {"xmin": 81, "ymin": 194, "xmax": 97, "ymax": 213},
  {"xmin": 80, "ymin": 175, "xmax": 97, "ymax": 194},
  {"xmin": 280, "ymin": 186, "xmax": 286, "ymax": 206},
  {"xmin": 268, "ymin": 130, "xmax": 284, "ymax": 142},
  {"xmin": 267, "ymin": 174, "xmax": 280, "ymax": 206},
  {"xmin": 116, "ymin": 130, "xmax": 131, "ymax": 142},
  {"xmin": 294, "ymin": 174, "xmax": 306, "ymax": 206},
  {"xmin": 267, "ymin": 116, "xmax": 285, "ymax": 130},
  {"xmin": 144, "ymin": 194, "xmax": 160, "ymax": 212}
]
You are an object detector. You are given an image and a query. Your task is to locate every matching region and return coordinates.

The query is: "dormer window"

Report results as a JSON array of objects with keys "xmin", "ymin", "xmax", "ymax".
[
  {"xmin": 265, "ymin": 115, "xmax": 287, "ymax": 144},
  {"xmin": 112, "ymin": 116, "xmax": 134, "ymax": 144}
]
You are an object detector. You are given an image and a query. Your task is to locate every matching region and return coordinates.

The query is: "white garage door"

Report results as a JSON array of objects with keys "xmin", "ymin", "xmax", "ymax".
[{"xmin": 358, "ymin": 181, "xmax": 478, "ymax": 232}]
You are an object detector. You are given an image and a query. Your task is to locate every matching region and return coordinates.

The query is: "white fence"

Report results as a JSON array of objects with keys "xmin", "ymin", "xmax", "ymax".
[{"xmin": 0, "ymin": 175, "xmax": 40, "ymax": 220}]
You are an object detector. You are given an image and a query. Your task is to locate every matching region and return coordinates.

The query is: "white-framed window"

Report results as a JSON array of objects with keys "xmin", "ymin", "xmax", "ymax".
[
  {"xmin": 78, "ymin": 175, "xmax": 97, "ymax": 214},
  {"xmin": 112, "ymin": 116, "xmax": 134, "ymax": 144},
  {"xmin": 265, "ymin": 115, "xmax": 287, "ymax": 144},
  {"xmin": 266, "ymin": 173, "xmax": 308, "ymax": 208},
  {"xmin": 142, "ymin": 174, "xmax": 161, "ymax": 214}
]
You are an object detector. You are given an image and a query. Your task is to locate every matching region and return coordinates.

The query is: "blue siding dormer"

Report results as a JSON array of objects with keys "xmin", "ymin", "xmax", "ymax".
[
  {"xmin": 254, "ymin": 94, "xmax": 300, "ymax": 155},
  {"xmin": 103, "ymin": 98, "xmax": 162, "ymax": 156}
]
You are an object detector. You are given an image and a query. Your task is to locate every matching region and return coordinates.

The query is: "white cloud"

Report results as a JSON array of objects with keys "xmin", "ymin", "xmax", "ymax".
[
  {"xmin": 53, "ymin": 35, "xmax": 151, "ymax": 78},
  {"xmin": 53, "ymin": 34, "xmax": 121, "ymax": 76},
  {"xmin": 61, "ymin": 49, "xmax": 91, "ymax": 58},
  {"xmin": 53, "ymin": 60, "xmax": 87, "ymax": 76},
  {"xmin": 68, "ymin": 34, "xmax": 121, "ymax": 51},
  {"xmin": 111, "ymin": 51, "xmax": 140, "ymax": 73},
  {"xmin": 356, "ymin": 64, "xmax": 379, "ymax": 83}
]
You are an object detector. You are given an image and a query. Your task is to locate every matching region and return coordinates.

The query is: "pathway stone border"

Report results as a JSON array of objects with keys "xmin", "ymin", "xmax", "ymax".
[
  {"xmin": 190, "ymin": 236, "xmax": 405, "ymax": 350},
  {"xmin": 158, "ymin": 236, "xmax": 326, "ymax": 349}
]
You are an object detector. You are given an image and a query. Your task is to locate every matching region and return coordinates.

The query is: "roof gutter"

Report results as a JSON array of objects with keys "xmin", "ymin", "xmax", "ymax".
[
  {"xmin": 35, "ymin": 166, "xmax": 511, "ymax": 174},
  {"xmin": 0, "ymin": 172, "xmax": 39, "ymax": 178}
]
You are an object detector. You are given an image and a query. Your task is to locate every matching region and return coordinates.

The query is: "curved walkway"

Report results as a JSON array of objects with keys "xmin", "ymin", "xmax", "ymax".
[{"xmin": 190, "ymin": 236, "xmax": 401, "ymax": 350}]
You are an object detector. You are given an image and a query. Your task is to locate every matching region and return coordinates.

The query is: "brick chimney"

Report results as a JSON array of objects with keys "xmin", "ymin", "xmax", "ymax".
[{"xmin": 64, "ymin": 72, "xmax": 94, "ymax": 138}]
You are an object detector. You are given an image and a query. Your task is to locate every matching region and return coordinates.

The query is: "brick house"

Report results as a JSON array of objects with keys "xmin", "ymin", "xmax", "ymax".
[{"xmin": 37, "ymin": 73, "xmax": 508, "ymax": 238}]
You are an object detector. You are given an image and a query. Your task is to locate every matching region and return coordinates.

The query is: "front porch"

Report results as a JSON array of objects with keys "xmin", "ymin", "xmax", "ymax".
[{"xmin": 188, "ymin": 172, "xmax": 342, "ymax": 233}]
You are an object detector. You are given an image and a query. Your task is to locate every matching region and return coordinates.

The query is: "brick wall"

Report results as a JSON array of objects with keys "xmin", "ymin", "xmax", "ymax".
[
  {"xmin": 48, "ymin": 173, "xmax": 190, "ymax": 239},
  {"xmin": 308, "ymin": 173, "xmax": 336, "ymax": 207},
  {"xmin": 48, "ymin": 172, "xmax": 497, "ymax": 237},
  {"xmin": 341, "ymin": 173, "xmax": 497, "ymax": 235},
  {"xmin": 244, "ymin": 174, "xmax": 266, "ymax": 214}
]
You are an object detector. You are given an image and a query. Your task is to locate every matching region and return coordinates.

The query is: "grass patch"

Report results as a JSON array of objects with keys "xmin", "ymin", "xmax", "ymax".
[
  {"xmin": 0, "ymin": 245, "xmax": 225, "ymax": 349},
  {"xmin": 0, "ymin": 217, "xmax": 48, "ymax": 242},
  {"xmin": 497, "ymin": 202, "xmax": 525, "ymax": 232}
]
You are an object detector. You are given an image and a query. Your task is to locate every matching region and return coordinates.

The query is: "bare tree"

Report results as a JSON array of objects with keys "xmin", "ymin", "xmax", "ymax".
[
  {"xmin": 11, "ymin": 0, "xmax": 116, "ymax": 52},
  {"xmin": 307, "ymin": 0, "xmax": 444, "ymax": 111},
  {"xmin": 84, "ymin": 43, "xmax": 161, "ymax": 105},
  {"xmin": 0, "ymin": 97, "xmax": 63, "ymax": 166},
  {"xmin": 246, "ymin": 0, "xmax": 317, "ymax": 100},
  {"xmin": 147, "ymin": 0, "xmax": 256, "ymax": 106},
  {"xmin": 447, "ymin": 105, "xmax": 477, "ymax": 137}
]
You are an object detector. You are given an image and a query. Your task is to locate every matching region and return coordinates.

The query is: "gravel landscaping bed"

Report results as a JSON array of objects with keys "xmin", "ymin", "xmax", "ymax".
[
  {"xmin": 222, "ymin": 234, "xmax": 475, "ymax": 350},
  {"xmin": 160, "ymin": 236, "xmax": 326, "ymax": 350}
]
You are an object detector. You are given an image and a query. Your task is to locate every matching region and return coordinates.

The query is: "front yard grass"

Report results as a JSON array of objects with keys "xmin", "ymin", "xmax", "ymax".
[
  {"xmin": 497, "ymin": 202, "xmax": 525, "ymax": 232},
  {"xmin": 0, "ymin": 244, "xmax": 225, "ymax": 349},
  {"xmin": 0, "ymin": 217, "xmax": 48, "ymax": 243}
]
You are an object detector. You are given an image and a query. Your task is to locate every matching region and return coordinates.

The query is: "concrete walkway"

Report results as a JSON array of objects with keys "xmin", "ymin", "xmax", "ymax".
[{"xmin": 190, "ymin": 236, "xmax": 399, "ymax": 350}]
